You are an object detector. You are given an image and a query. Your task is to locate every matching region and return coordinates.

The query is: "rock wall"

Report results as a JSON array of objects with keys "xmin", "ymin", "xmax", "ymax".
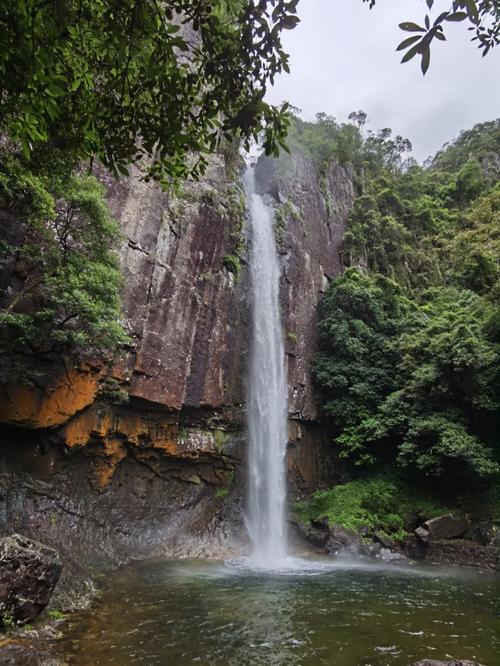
[
  {"xmin": 0, "ymin": 148, "xmax": 354, "ymax": 579},
  {"xmin": 100, "ymin": 158, "xmax": 248, "ymax": 410},
  {"xmin": 407, "ymin": 537, "xmax": 500, "ymax": 572}
]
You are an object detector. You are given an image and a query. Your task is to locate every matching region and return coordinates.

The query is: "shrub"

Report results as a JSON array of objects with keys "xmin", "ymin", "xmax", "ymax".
[{"xmin": 295, "ymin": 475, "xmax": 450, "ymax": 541}]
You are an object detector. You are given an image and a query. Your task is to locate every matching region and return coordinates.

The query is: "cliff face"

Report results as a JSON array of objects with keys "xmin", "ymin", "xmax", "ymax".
[
  {"xmin": 101, "ymin": 158, "xmax": 248, "ymax": 410},
  {"xmin": 0, "ymin": 149, "xmax": 354, "ymax": 583}
]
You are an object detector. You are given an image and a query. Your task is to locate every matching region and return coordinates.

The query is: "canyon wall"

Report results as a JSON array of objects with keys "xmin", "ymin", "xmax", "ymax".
[{"xmin": 0, "ymin": 149, "xmax": 354, "ymax": 592}]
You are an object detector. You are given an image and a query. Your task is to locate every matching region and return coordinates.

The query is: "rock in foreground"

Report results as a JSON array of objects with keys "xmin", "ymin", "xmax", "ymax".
[
  {"xmin": 326, "ymin": 525, "xmax": 362, "ymax": 555},
  {"xmin": 414, "ymin": 515, "xmax": 469, "ymax": 542},
  {"xmin": 0, "ymin": 534, "xmax": 62, "ymax": 625},
  {"xmin": 0, "ymin": 641, "xmax": 61, "ymax": 666}
]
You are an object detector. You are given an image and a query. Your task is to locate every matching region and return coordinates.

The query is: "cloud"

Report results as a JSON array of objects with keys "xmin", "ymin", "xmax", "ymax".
[{"xmin": 266, "ymin": 0, "xmax": 500, "ymax": 161}]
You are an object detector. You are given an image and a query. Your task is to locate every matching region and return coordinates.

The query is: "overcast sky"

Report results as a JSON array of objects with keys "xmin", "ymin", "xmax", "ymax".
[{"xmin": 266, "ymin": 0, "xmax": 500, "ymax": 162}]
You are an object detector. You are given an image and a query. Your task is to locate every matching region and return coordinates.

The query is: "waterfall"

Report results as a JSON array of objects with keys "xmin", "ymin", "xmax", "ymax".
[{"xmin": 244, "ymin": 165, "xmax": 289, "ymax": 567}]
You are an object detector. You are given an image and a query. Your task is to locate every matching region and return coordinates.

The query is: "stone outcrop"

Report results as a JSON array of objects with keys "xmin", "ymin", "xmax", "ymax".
[
  {"xmin": 0, "ymin": 362, "xmax": 102, "ymax": 430},
  {"xmin": 408, "ymin": 514, "xmax": 500, "ymax": 571},
  {"xmin": 415, "ymin": 515, "xmax": 469, "ymax": 542},
  {"xmin": 99, "ymin": 159, "xmax": 248, "ymax": 411},
  {"xmin": 294, "ymin": 517, "xmax": 411, "ymax": 563},
  {"xmin": 293, "ymin": 519, "xmax": 330, "ymax": 550},
  {"xmin": 0, "ymin": 534, "xmax": 62, "ymax": 625},
  {"xmin": 0, "ymin": 642, "xmax": 60, "ymax": 666},
  {"xmin": 0, "ymin": 148, "xmax": 353, "ymax": 445},
  {"xmin": 325, "ymin": 525, "xmax": 362, "ymax": 556}
]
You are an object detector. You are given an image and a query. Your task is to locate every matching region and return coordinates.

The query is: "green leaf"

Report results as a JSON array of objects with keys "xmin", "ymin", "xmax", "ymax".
[
  {"xmin": 21, "ymin": 140, "xmax": 31, "ymax": 159},
  {"xmin": 281, "ymin": 16, "xmax": 300, "ymax": 30},
  {"xmin": 401, "ymin": 42, "xmax": 422, "ymax": 63},
  {"xmin": 421, "ymin": 46, "xmax": 431, "ymax": 74},
  {"xmin": 445, "ymin": 12, "xmax": 468, "ymax": 22},
  {"xmin": 464, "ymin": 0, "xmax": 479, "ymax": 23},
  {"xmin": 399, "ymin": 22, "xmax": 425, "ymax": 33},
  {"xmin": 397, "ymin": 35, "xmax": 422, "ymax": 51}
]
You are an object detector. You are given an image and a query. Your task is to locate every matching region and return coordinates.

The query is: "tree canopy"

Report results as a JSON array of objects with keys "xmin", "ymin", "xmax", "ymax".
[
  {"xmin": 0, "ymin": 0, "xmax": 298, "ymax": 182},
  {"xmin": 312, "ymin": 117, "xmax": 500, "ymax": 482},
  {"xmin": 1, "ymin": 1, "xmax": 498, "ymax": 184}
]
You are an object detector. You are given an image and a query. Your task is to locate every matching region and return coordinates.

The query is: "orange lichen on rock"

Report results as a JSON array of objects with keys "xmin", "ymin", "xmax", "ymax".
[
  {"xmin": 59, "ymin": 403, "xmax": 227, "ymax": 488},
  {"xmin": 62, "ymin": 405, "xmax": 179, "ymax": 452},
  {"xmin": 90, "ymin": 437, "xmax": 128, "ymax": 489},
  {"xmin": 0, "ymin": 366, "xmax": 101, "ymax": 429},
  {"xmin": 64, "ymin": 407, "xmax": 114, "ymax": 447}
]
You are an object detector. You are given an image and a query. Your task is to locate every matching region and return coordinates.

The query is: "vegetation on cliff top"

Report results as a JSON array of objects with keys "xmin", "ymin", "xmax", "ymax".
[{"xmin": 1, "ymin": 1, "xmax": 497, "ymax": 184}]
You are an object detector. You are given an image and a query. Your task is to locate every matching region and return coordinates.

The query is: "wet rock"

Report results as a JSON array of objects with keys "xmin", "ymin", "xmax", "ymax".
[
  {"xmin": 406, "ymin": 531, "xmax": 500, "ymax": 571},
  {"xmin": 305, "ymin": 526, "xmax": 330, "ymax": 549},
  {"xmin": 293, "ymin": 520, "xmax": 330, "ymax": 549},
  {"xmin": 359, "ymin": 542, "xmax": 382, "ymax": 558},
  {"xmin": 326, "ymin": 525, "xmax": 361, "ymax": 555},
  {"xmin": 311, "ymin": 516, "xmax": 330, "ymax": 532},
  {"xmin": 424, "ymin": 540, "xmax": 499, "ymax": 571},
  {"xmin": 0, "ymin": 642, "xmax": 61, "ymax": 666},
  {"xmin": 373, "ymin": 532, "xmax": 396, "ymax": 550},
  {"xmin": 491, "ymin": 526, "xmax": 500, "ymax": 548},
  {"xmin": 464, "ymin": 520, "xmax": 493, "ymax": 546},
  {"xmin": 0, "ymin": 534, "xmax": 62, "ymax": 625},
  {"xmin": 377, "ymin": 547, "xmax": 408, "ymax": 564},
  {"xmin": 0, "ymin": 364, "xmax": 101, "ymax": 429},
  {"xmin": 415, "ymin": 515, "xmax": 469, "ymax": 542},
  {"xmin": 256, "ymin": 151, "xmax": 354, "ymax": 420}
]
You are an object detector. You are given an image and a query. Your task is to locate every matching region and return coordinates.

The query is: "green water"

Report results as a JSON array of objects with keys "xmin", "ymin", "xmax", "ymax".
[{"xmin": 56, "ymin": 558, "xmax": 500, "ymax": 665}]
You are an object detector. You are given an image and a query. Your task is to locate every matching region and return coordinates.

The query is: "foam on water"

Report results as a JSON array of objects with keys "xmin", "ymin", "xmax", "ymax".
[{"xmin": 223, "ymin": 554, "xmax": 446, "ymax": 578}]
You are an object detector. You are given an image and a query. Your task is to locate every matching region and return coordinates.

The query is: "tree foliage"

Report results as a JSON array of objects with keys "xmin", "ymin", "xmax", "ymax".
[
  {"xmin": 0, "ymin": 0, "xmax": 301, "ymax": 359},
  {"xmin": 314, "ymin": 118, "xmax": 500, "ymax": 481},
  {"xmin": 365, "ymin": 0, "xmax": 500, "ymax": 74},
  {"xmin": 283, "ymin": 111, "xmax": 413, "ymax": 176},
  {"xmin": 0, "ymin": 0, "xmax": 299, "ymax": 182},
  {"xmin": 432, "ymin": 119, "xmax": 500, "ymax": 173},
  {"xmin": 0, "ymin": 150, "xmax": 128, "ymax": 354}
]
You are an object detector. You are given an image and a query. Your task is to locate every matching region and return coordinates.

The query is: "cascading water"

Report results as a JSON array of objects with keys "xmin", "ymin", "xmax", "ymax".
[{"xmin": 244, "ymin": 164, "xmax": 289, "ymax": 567}]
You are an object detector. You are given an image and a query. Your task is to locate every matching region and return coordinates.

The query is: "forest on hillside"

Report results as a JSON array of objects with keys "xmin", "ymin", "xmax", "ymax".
[{"xmin": 287, "ymin": 114, "xmax": 500, "ymax": 536}]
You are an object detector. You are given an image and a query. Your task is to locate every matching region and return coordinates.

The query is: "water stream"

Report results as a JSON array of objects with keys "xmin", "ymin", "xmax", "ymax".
[{"xmin": 244, "ymin": 165, "xmax": 289, "ymax": 567}]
